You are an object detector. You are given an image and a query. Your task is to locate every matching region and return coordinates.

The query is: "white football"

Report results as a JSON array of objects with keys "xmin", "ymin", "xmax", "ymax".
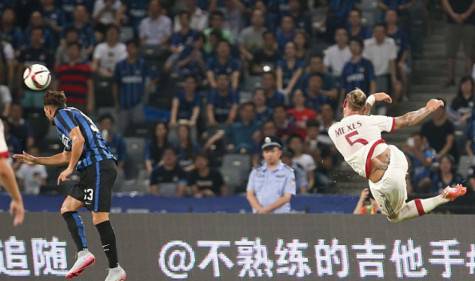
[{"xmin": 23, "ymin": 64, "xmax": 51, "ymax": 91}]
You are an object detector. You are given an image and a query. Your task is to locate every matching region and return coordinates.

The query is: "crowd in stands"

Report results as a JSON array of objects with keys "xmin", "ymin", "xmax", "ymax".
[{"xmin": 0, "ymin": 0, "xmax": 473, "ymax": 199}]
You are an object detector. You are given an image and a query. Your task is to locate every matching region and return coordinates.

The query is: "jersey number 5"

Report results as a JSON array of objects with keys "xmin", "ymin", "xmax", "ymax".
[{"xmin": 345, "ymin": 131, "xmax": 368, "ymax": 146}]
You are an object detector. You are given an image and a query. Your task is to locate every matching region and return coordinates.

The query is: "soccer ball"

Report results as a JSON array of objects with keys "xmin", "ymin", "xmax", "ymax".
[{"xmin": 23, "ymin": 64, "xmax": 51, "ymax": 91}]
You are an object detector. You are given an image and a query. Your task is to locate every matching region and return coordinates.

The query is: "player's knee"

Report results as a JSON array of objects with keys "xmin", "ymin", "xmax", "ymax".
[{"xmin": 91, "ymin": 212, "xmax": 109, "ymax": 225}]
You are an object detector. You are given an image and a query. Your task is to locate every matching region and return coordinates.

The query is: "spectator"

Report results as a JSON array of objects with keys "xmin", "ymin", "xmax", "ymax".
[
  {"xmin": 92, "ymin": 25, "xmax": 127, "ymax": 78},
  {"xmin": 239, "ymin": 9, "xmax": 266, "ymax": 63},
  {"xmin": 363, "ymin": 24, "xmax": 400, "ymax": 102},
  {"xmin": 63, "ymin": 5, "xmax": 95, "ymax": 56},
  {"xmin": 281, "ymin": 149, "xmax": 308, "ymax": 193},
  {"xmin": 431, "ymin": 155, "xmax": 462, "ymax": 193},
  {"xmin": 441, "ymin": 0, "xmax": 475, "ymax": 85},
  {"xmin": 206, "ymin": 40, "xmax": 240, "ymax": 90},
  {"xmin": 0, "ymin": 38, "xmax": 14, "ymax": 94},
  {"xmin": 305, "ymin": 119, "xmax": 321, "ymax": 155},
  {"xmin": 246, "ymin": 136, "xmax": 296, "ymax": 213},
  {"xmin": 0, "ymin": 86, "xmax": 11, "ymax": 117},
  {"xmin": 169, "ymin": 11, "xmax": 197, "ymax": 57},
  {"xmin": 55, "ymin": 42, "xmax": 94, "ymax": 113},
  {"xmin": 261, "ymin": 72, "xmax": 286, "ymax": 108},
  {"xmin": 204, "ymin": 11, "xmax": 234, "ymax": 52},
  {"xmin": 212, "ymin": 0, "xmax": 246, "ymax": 40},
  {"xmin": 341, "ymin": 37, "xmax": 376, "ymax": 95},
  {"xmin": 0, "ymin": 8, "xmax": 25, "ymax": 50},
  {"xmin": 6, "ymin": 104, "xmax": 34, "ymax": 151},
  {"xmin": 252, "ymin": 88, "xmax": 272, "ymax": 123},
  {"xmin": 139, "ymin": 0, "xmax": 172, "ymax": 47},
  {"xmin": 286, "ymin": 0, "xmax": 312, "ymax": 34},
  {"xmin": 288, "ymin": 90, "xmax": 317, "ymax": 138},
  {"xmin": 276, "ymin": 42, "xmax": 304, "ymax": 96},
  {"xmin": 3, "ymin": 121, "xmax": 21, "ymax": 155},
  {"xmin": 323, "ymin": 28, "xmax": 351, "ymax": 79},
  {"xmin": 174, "ymin": 123, "xmax": 198, "ymax": 171},
  {"xmin": 465, "ymin": 106, "xmax": 475, "ymax": 158},
  {"xmin": 273, "ymin": 105, "xmax": 296, "ymax": 141},
  {"xmin": 174, "ymin": 33, "xmax": 206, "ymax": 80},
  {"xmin": 385, "ymin": 10, "xmax": 410, "ymax": 101},
  {"xmin": 304, "ymin": 74, "xmax": 335, "ymax": 112},
  {"xmin": 55, "ymin": 27, "xmax": 88, "ymax": 66},
  {"xmin": 92, "ymin": 0, "xmax": 122, "ymax": 31},
  {"xmin": 275, "ymin": 15, "xmax": 296, "ymax": 51},
  {"xmin": 149, "ymin": 147, "xmax": 188, "ymax": 197},
  {"xmin": 60, "ymin": 0, "xmax": 94, "ymax": 22},
  {"xmin": 206, "ymin": 74, "xmax": 239, "ymax": 127},
  {"xmin": 16, "ymin": 146, "xmax": 47, "ymax": 195},
  {"xmin": 403, "ymin": 132, "xmax": 436, "ymax": 193},
  {"xmin": 113, "ymin": 39, "xmax": 149, "ymax": 133},
  {"xmin": 294, "ymin": 30, "xmax": 310, "ymax": 61},
  {"xmin": 41, "ymin": 0, "xmax": 65, "ymax": 35},
  {"xmin": 226, "ymin": 102, "xmax": 261, "ymax": 153},
  {"xmin": 249, "ymin": 31, "xmax": 279, "ymax": 75},
  {"xmin": 288, "ymin": 134, "xmax": 316, "ymax": 189},
  {"xmin": 449, "ymin": 76, "xmax": 474, "ymax": 128},
  {"xmin": 121, "ymin": 0, "xmax": 149, "ymax": 30},
  {"xmin": 378, "ymin": 0, "xmax": 415, "ymax": 14},
  {"xmin": 144, "ymin": 122, "xmax": 170, "ymax": 174},
  {"xmin": 173, "ymin": 0, "xmax": 208, "ymax": 32},
  {"xmin": 25, "ymin": 11, "xmax": 56, "ymax": 49},
  {"xmin": 325, "ymin": 0, "xmax": 357, "ymax": 41},
  {"xmin": 347, "ymin": 8, "xmax": 371, "ymax": 40},
  {"xmin": 98, "ymin": 114, "xmax": 127, "ymax": 171},
  {"xmin": 301, "ymin": 54, "xmax": 337, "ymax": 94},
  {"xmin": 420, "ymin": 105, "xmax": 458, "ymax": 161},
  {"xmin": 170, "ymin": 75, "xmax": 200, "ymax": 128},
  {"xmin": 353, "ymin": 188, "xmax": 380, "ymax": 215},
  {"xmin": 189, "ymin": 153, "xmax": 226, "ymax": 197}
]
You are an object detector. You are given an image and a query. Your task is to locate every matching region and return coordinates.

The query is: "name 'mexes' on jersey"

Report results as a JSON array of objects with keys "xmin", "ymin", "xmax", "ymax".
[{"xmin": 53, "ymin": 107, "xmax": 115, "ymax": 170}]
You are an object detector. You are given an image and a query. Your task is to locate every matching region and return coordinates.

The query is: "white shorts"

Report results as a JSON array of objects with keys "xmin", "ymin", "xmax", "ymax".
[{"xmin": 368, "ymin": 145, "xmax": 409, "ymax": 218}]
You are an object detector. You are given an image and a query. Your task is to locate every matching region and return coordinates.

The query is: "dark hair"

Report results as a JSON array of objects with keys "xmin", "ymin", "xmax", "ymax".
[
  {"xmin": 107, "ymin": 24, "xmax": 120, "ymax": 33},
  {"xmin": 178, "ymin": 10, "xmax": 191, "ymax": 19},
  {"xmin": 193, "ymin": 152, "xmax": 209, "ymax": 162},
  {"xmin": 211, "ymin": 10, "xmax": 224, "ymax": 19},
  {"xmin": 373, "ymin": 23, "xmax": 386, "ymax": 31},
  {"xmin": 457, "ymin": 76, "xmax": 474, "ymax": 98},
  {"xmin": 262, "ymin": 31, "xmax": 275, "ymax": 38},
  {"xmin": 31, "ymin": 26, "xmax": 43, "ymax": 34},
  {"xmin": 350, "ymin": 7, "xmax": 362, "ymax": 17},
  {"xmin": 125, "ymin": 38, "xmax": 140, "ymax": 48},
  {"xmin": 287, "ymin": 134, "xmax": 303, "ymax": 145},
  {"xmin": 195, "ymin": 32, "xmax": 206, "ymax": 42},
  {"xmin": 64, "ymin": 27, "xmax": 78, "ymax": 35},
  {"xmin": 44, "ymin": 90, "xmax": 66, "ymax": 107},
  {"xmin": 67, "ymin": 41, "xmax": 81, "ymax": 49},
  {"xmin": 240, "ymin": 101, "xmax": 255, "ymax": 111},
  {"xmin": 306, "ymin": 119, "xmax": 320, "ymax": 128},
  {"xmin": 98, "ymin": 113, "xmax": 115, "ymax": 123},
  {"xmin": 310, "ymin": 53, "xmax": 324, "ymax": 60},
  {"xmin": 349, "ymin": 37, "xmax": 364, "ymax": 48}
]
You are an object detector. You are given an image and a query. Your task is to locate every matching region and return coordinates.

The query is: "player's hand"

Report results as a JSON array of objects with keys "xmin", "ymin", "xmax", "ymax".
[
  {"xmin": 359, "ymin": 188, "xmax": 370, "ymax": 201},
  {"xmin": 10, "ymin": 199, "xmax": 24, "ymax": 226},
  {"xmin": 425, "ymin": 99, "xmax": 444, "ymax": 112},
  {"xmin": 12, "ymin": 151, "xmax": 37, "ymax": 165},
  {"xmin": 372, "ymin": 92, "xmax": 392, "ymax": 104},
  {"xmin": 57, "ymin": 167, "xmax": 74, "ymax": 185}
]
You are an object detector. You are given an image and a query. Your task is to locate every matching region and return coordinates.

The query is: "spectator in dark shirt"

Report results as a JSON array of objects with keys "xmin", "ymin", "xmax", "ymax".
[
  {"xmin": 273, "ymin": 105, "xmax": 296, "ymax": 142},
  {"xmin": 98, "ymin": 114, "xmax": 127, "ymax": 171},
  {"xmin": 55, "ymin": 42, "xmax": 94, "ymax": 113},
  {"xmin": 341, "ymin": 37, "xmax": 376, "ymax": 94},
  {"xmin": 24, "ymin": 11, "xmax": 56, "ymax": 49},
  {"xmin": 144, "ymin": 122, "xmax": 170, "ymax": 174},
  {"xmin": 63, "ymin": 5, "xmax": 95, "ymax": 57},
  {"xmin": 170, "ymin": 75, "xmax": 201, "ymax": 128},
  {"xmin": 226, "ymin": 102, "xmax": 261, "ymax": 153},
  {"xmin": 304, "ymin": 73, "xmax": 335, "ymax": 112},
  {"xmin": 174, "ymin": 33, "xmax": 207, "ymax": 80},
  {"xmin": 7, "ymin": 104, "xmax": 34, "ymax": 151},
  {"xmin": 252, "ymin": 88, "xmax": 272, "ymax": 123},
  {"xmin": 41, "ymin": 0, "xmax": 65, "ymax": 36},
  {"xmin": 249, "ymin": 31, "xmax": 279, "ymax": 75},
  {"xmin": 465, "ymin": 107, "xmax": 475, "ymax": 157},
  {"xmin": 276, "ymin": 41, "xmax": 304, "ymax": 96},
  {"xmin": 55, "ymin": 27, "xmax": 88, "ymax": 66},
  {"xmin": 175, "ymin": 123, "xmax": 199, "ymax": 171},
  {"xmin": 300, "ymin": 54, "xmax": 337, "ymax": 94},
  {"xmin": 206, "ymin": 40, "xmax": 240, "ymax": 90},
  {"xmin": 275, "ymin": 15, "xmax": 296, "ymax": 51},
  {"xmin": 286, "ymin": 0, "xmax": 312, "ymax": 34},
  {"xmin": 347, "ymin": 8, "xmax": 371, "ymax": 40},
  {"xmin": 60, "ymin": 0, "xmax": 94, "ymax": 22},
  {"xmin": 420, "ymin": 106, "xmax": 458, "ymax": 161},
  {"xmin": 261, "ymin": 72, "xmax": 286, "ymax": 108},
  {"xmin": 0, "ymin": 8, "xmax": 25, "ymax": 50},
  {"xmin": 294, "ymin": 30, "xmax": 310, "ymax": 62},
  {"xmin": 189, "ymin": 153, "xmax": 226, "ymax": 197},
  {"xmin": 122, "ymin": 0, "xmax": 149, "ymax": 30},
  {"xmin": 403, "ymin": 132, "xmax": 436, "ymax": 193},
  {"xmin": 206, "ymin": 74, "xmax": 239, "ymax": 127},
  {"xmin": 167, "ymin": 10, "xmax": 198, "ymax": 69},
  {"xmin": 449, "ymin": 76, "xmax": 474, "ymax": 128},
  {"xmin": 203, "ymin": 11, "xmax": 233, "ymax": 52},
  {"xmin": 431, "ymin": 155, "xmax": 462, "ymax": 193},
  {"xmin": 149, "ymin": 147, "xmax": 188, "ymax": 197}
]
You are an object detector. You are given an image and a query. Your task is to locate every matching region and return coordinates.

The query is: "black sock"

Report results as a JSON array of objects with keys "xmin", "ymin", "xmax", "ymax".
[
  {"xmin": 62, "ymin": 212, "xmax": 88, "ymax": 252},
  {"xmin": 95, "ymin": 220, "xmax": 118, "ymax": 268}
]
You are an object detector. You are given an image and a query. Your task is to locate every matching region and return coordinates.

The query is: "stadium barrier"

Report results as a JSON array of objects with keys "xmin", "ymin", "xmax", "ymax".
[{"xmin": 0, "ymin": 213, "xmax": 475, "ymax": 280}]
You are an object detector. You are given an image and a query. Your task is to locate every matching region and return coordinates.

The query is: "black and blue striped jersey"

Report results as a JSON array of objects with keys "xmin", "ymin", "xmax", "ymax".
[{"xmin": 53, "ymin": 107, "xmax": 115, "ymax": 170}]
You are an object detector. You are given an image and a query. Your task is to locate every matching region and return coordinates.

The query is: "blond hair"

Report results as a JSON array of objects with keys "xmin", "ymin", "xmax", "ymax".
[{"xmin": 346, "ymin": 88, "xmax": 367, "ymax": 111}]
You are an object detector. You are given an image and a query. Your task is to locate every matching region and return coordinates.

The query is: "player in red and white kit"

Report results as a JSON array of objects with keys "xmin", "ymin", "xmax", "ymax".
[
  {"xmin": 0, "ymin": 119, "xmax": 24, "ymax": 226},
  {"xmin": 329, "ymin": 89, "xmax": 466, "ymax": 222}
]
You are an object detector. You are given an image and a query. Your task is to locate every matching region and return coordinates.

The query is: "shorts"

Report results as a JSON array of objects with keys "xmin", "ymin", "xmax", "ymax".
[
  {"xmin": 69, "ymin": 159, "xmax": 117, "ymax": 212},
  {"xmin": 368, "ymin": 145, "xmax": 409, "ymax": 218},
  {"xmin": 446, "ymin": 23, "xmax": 475, "ymax": 59}
]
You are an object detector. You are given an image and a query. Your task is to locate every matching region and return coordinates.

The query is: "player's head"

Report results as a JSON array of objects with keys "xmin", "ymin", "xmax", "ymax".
[
  {"xmin": 43, "ymin": 90, "xmax": 67, "ymax": 121},
  {"xmin": 262, "ymin": 136, "xmax": 282, "ymax": 165},
  {"xmin": 343, "ymin": 88, "xmax": 367, "ymax": 116}
]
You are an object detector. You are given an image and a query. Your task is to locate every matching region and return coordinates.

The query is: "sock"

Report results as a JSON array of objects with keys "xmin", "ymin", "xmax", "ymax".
[
  {"xmin": 62, "ymin": 212, "xmax": 88, "ymax": 251},
  {"xmin": 95, "ymin": 220, "xmax": 118, "ymax": 268},
  {"xmin": 392, "ymin": 195, "xmax": 450, "ymax": 223}
]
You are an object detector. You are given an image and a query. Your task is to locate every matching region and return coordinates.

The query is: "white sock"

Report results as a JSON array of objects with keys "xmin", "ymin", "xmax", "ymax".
[{"xmin": 391, "ymin": 195, "xmax": 449, "ymax": 223}]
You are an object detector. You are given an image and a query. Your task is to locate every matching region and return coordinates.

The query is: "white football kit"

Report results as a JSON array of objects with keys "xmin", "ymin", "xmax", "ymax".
[
  {"xmin": 329, "ymin": 114, "xmax": 409, "ymax": 217},
  {"xmin": 0, "ymin": 120, "xmax": 9, "ymax": 158}
]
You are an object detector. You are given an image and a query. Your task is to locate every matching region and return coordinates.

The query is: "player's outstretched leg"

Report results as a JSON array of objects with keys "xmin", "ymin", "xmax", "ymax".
[
  {"xmin": 93, "ymin": 213, "xmax": 126, "ymax": 281},
  {"xmin": 61, "ymin": 197, "xmax": 96, "ymax": 279},
  {"xmin": 389, "ymin": 184, "xmax": 467, "ymax": 223}
]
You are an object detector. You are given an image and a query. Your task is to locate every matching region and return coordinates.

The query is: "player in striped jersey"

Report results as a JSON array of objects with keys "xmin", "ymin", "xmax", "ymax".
[{"xmin": 13, "ymin": 90, "xmax": 126, "ymax": 281}]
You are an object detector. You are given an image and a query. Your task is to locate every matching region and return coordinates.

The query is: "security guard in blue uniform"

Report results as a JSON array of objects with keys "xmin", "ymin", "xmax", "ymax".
[{"xmin": 246, "ymin": 136, "xmax": 296, "ymax": 213}]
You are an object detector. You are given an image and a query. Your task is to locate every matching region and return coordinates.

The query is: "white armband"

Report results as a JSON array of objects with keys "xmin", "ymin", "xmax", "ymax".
[{"xmin": 366, "ymin": 95, "xmax": 375, "ymax": 106}]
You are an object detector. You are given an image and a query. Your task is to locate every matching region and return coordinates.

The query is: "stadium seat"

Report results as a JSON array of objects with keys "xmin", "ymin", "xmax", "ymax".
[{"xmin": 220, "ymin": 154, "xmax": 251, "ymax": 194}]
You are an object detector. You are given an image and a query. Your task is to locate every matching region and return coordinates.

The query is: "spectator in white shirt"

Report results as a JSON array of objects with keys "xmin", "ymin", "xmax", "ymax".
[
  {"xmin": 92, "ymin": 25, "xmax": 127, "ymax": 78},
  {"xmin": 173, "ymin": 0, "xmax": 208, "ymax": 32},
  {"xmin": 323, "ymin": 28, "xmax": 351, "ymax": 78},
  {"xmin": 16, "ymin": 147, "xmax": 47, "ymax": 195},
  {"xmin": 0, "ymin": 40, "xmax": 14, "ymax": 116},
  {"xmin": 139, "ymin": 0, "xmax": 172, "ymax": 47},
  {"xmin": 92, "ymin": 0, "xmax": 122, "ymax": 27},
  {"xmin": 363, "ymin": 24, "xmax": 400, "ymax": 101}
]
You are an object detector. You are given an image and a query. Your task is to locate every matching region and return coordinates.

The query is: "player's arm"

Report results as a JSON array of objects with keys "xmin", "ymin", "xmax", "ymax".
[
  {"xmin": 363, "ymin": 92, "xmax": 392, "ymax": 115},
  {"xmin": 57, "ymin": 127, "xmax": 85, "ymax": 184},
  {"xmin": 246, "ymin": 190, "xmax": 264, "ymax": 212},
  {"xmin": 394, "ymin": 99, "xmax": 444, "ymax": 130},
  {"xmin": 0, "ymin": 158, "xmax": 24, "ymax": 226},
  {"xmin": 13, "ymin": 150, "xmax": 70, "ymax": 166}
]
